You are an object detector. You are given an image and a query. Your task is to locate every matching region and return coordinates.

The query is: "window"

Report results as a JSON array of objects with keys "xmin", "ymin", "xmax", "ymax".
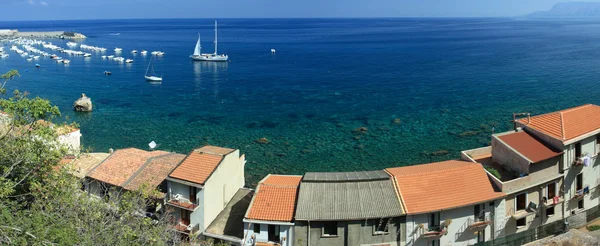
[
  {"xmin": 268, "ymin": 225, "xmax": 280, "ymax": 242},
  {"xmin": 516, "ymin": 193, "xmax": 527, "ymax": 211},
  {"xmin": 546, "ymin": 207, "xmax": 555, "ymax": 217},
  {"xmin": 547, "ymin": 182, "xmax": 557, "ymax": 198},
  {"xmin": 431, "ymin": 239, "xmax": 440, "ymax": 246},
  {"xmin": 575, "ymin": 142, "xmax": 582, "ymax": 158},
  {"xmin": 578, "ymin": 199, "xmax": 584, "ymax": 209},
  {"xmin": 577, "ymin": 173, "xmax": 583, "ymax": 191},
  {"xmin": 516, "ymin": 218, "xmax": 526, "ymax": 227},
  {"xmin": 253, "ymin": 224, "xmax": 260, "ymax": 234},
  {"xmin": 322, "ymin": 222, "xmax": 338, "ymax": 237},
  {"xmin": 374, "ymin": 218, "xmax": 390, "ymax": 234}
]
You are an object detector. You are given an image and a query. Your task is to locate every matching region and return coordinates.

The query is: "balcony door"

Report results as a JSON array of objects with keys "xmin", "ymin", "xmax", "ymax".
[
  {"xmin": 268, "ymin": 224, "xmax": 280, "ymax": 242},
  {"xmin": 189, "ymin": 186, "xmax": 197, "ymax": 204}
]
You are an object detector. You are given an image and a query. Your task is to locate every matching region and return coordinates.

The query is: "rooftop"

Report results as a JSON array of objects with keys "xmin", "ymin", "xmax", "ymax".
[
  {"xmin": 386, "ymin": 160, "xmax": 505, "ymax": 214},
  {"xmin": 496, "ymin": 131, "xmax": 562, "ymax": 163},
  {"xmin": 245, "ymin": 175, "xmax": 302, "ymax": 222},
  {"xmin": 86, "ymin": 148, "xmax": 170, "ymax": 186},
  {"xmin": 517, "ymin": 104, "xmax": 600, "ymax": 142},
  {"xmin": 63, "ymin": 153, "xmax": 110, "ymax": 178},
  {"xmin": 295, "ymin": 170, "xmax": 404, "ymax": 221},
  {"xmin": 123, "ymin": 153, "xmax": 186, "ymax": 194},
  {"xmin": 168, "ymin": 146, "xmax": 235, "ymax": 185},
  {"xmin": 204, "ymin": 188, "xmax": 254, "ymax": 243}
]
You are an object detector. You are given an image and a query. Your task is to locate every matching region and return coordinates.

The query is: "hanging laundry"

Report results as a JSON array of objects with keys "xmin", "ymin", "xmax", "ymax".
[
  {"xmin": 553, "ymin": 196, "xmax": 559, "ymax": 204},
  {"xmin": 583, "ymin": 155, "xmax": 591, "ymax": 166}
]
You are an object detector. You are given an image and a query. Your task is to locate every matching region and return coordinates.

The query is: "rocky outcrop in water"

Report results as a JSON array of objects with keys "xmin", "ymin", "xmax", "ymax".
[{"xmin": 73, "ymin": 93, "xmax": 92, "ymax": 112}]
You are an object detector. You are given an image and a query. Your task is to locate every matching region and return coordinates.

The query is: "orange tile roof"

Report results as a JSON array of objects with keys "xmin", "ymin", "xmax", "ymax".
[
  {"xmin": 497, "ymin": 131, "xmax": 562, "ymax": 163},
  {"xmin": 245, "ymin": 175, "xmax": 302, "ymax": 222},
  {"xmin": 123, "ymin": 153, "xmax": 186, "ymax": 192},
  {"xmin": 517, "ymin": 104, "xmax": 600, "ymax": 142},
  {"xmin": 386, "ymin": 160, "xmax": 505, "ymax": 214},
  {"xmin": 86, "ymin": 148, "xmax": 169, "ymax": 186},
  {"xmin": 169, "ymin": 146, "xmax": 234, "ymax": 185}
]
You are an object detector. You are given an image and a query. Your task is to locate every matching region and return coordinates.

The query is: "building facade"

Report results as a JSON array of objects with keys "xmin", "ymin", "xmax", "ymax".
[{"xmin": 293, "ymin": 170, "xmax": 406, "ymax": 246}]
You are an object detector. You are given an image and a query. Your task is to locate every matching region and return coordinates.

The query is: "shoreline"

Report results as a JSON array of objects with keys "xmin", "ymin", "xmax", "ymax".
[{"xmin": 0, "ymin": 29, "xmax": 86, "ymax": 39}]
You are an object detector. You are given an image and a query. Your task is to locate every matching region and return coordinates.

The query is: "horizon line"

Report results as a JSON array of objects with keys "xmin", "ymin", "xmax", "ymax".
[{"xmin": 0, "ymin": 16, "xmax": 521, "ymax": 23}]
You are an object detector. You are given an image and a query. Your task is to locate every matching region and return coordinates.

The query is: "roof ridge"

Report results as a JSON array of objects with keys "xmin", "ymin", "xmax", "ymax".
[
  {"xmin": 559, "ymin": 112, "xmax": 565, "ymax": 140},
  {"xmin": 384, "ymin": 169, "xmax": 407, "ymax": 214},
  {"xmin": 259, "ymin": 183, "xmax": 300, "ymax": 189},
  {"xmin": 560, "ymin": 104, "xmax": 594, "ymax": 114}
]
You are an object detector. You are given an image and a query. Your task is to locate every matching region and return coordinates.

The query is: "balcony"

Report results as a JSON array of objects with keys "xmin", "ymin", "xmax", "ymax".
[
  {"xmin": 572, "ymin": 158, "xmax": 583, "ymax": 167},
  {"xmin": 572, "ymin": 187, "xmax": 589, "ymax": 200},
  {"xmin": 421, "ymin": 226, "xmax": 447, "ymax": 239},
  {"xmin": 468, "ymin": 214, "xmax": 492, "ymax": 231},
  {"xmin": 543, "ymin": 196, "xmax": 563, "ymax": 207},
  {"xmin": 166, "ymin": 194, "xmax": 198, "ymax": 211},
  {"xmin": 172, "ymin": 218, "xmax": 199, "ymax": 234},
  {"xmin": 511, "ymin": 209, "xmax": 535, "ymax": 220}
]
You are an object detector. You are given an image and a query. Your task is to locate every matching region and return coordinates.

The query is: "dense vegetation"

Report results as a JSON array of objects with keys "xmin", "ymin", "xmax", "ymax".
[{"xmin": 0, "ymin": 70, "xmax": 182, "ymax": 245}]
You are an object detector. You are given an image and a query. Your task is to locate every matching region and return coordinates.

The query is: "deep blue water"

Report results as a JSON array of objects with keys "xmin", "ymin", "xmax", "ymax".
[{"xmin": 1, "ymin": 18, "xmax": 600, "ymax": 185}]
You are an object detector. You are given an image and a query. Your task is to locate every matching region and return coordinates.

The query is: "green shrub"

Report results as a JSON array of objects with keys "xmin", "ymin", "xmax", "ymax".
[
  {"xmin": 587, "ymin": 225, "xmax": 600, "ymax": 231},
  {"xmin": 484, "ymin": 166, "xmax": 502, "ymax": 180}
]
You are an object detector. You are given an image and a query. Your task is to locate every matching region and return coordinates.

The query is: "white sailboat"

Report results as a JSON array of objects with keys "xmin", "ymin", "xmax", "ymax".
[
  {"xmin": 190, "ymin": 21, "xmax": 228, "ymax": 62},
  {"xmin": 144, "ymin": 56, "xmax": 162, "ymax": 82}
]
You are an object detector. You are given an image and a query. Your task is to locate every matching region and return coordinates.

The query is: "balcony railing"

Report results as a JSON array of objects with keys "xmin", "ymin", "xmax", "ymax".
[
  {"xmin": 511, "ymin": 209, "xmax": 535, "ymax": 220},
  {"xmin": 468, "ymin": 214, "xmax": 492, "ymax": 230},
  {"xmin": 572, "ymin": 187, "xmax": 589, "ymax": 200},
  {"xmin": 166, "ymin": 194, "xmax": 199, "ymax": 211},
  {"xmin": 544, "ymin": 196, "xmax": 563, "ymax": 207},
  {"xmin": 173, "ymin": 221, "xmax": 199, "ymax": 234},
  {"xmin": 421, "ymin": 226, "xmax": 447, "ymax": 239},
  {"xmin": 573, "ymin": 157, "xmax": 583, "ymax": 167}
]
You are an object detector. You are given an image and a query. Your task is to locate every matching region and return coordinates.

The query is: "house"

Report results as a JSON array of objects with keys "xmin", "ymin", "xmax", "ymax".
[
  {"xmin": 513, "ymin": 104, "xmax": 600, "ymax": 227},
  {"xmin": 294, "ymin": 170, "xmax": 406, "ymax": 246},
  {"xmin": 165, "ymin": 145, "xmax": 246, "ymax": 236},
  {"xmin": 85, "ymin": 148, "xmax": 184, "ymax": 199},
  {"xmin": 386, "ymin": 160, "xmax": 505, "ymax": 246},
  {"xmin": 203, "ymin": 188, "xmax": 254, "ymax": 245},
  {"xmin": 462, "ymin": 129, "xmax": 564, "ymax": 237},
  {"xmin": 242, "ymin": 174, "xmax": 302, "ymax": 246}
]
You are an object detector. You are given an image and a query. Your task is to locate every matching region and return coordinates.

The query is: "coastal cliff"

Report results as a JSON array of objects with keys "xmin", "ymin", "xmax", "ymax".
[{"xmin": 529, "ymin": 2, "xmax": 600, "ymax": 18}]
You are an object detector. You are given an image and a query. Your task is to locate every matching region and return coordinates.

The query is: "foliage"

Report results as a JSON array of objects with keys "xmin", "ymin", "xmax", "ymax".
[
  {"xmin": 484, "ymin": 166, "xmax": 502, "ymax": 180},
  {"xmin": 0, "ymin": 70, "xmax": 179, "ymax": 245},
  {"xmin": 587, "ymin": 225, "xmax": 600, "ymax": 231}
]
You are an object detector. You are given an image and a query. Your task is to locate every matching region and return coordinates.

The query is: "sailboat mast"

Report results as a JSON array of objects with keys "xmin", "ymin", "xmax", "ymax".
[
  {"xmin": 145, "ymin": 56, "xmax": 152, "ymax": 76},
  {"xmin": 214, "ymin": 20, "xmax": 218, "ymax": 55}
]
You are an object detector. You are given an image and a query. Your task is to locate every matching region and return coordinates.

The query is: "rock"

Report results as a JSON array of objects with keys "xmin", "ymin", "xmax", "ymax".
[
  {"xmin": 431, "ymin": 150, "xmax": 449, "ymax": 156},
  {"xmin": 73, "ymin": 93, "xmax": 92, "ymax": 112},
  {"xmin": 353, "ymin": 127, "xmax": 368, "ymax": 133},
  {"xmin": 255, "ymin": 137, "xmax": 270, "ymax": 144},
  {"xmin": 392, "ymin": 118, "xmax": 401, "ymax": 124}
]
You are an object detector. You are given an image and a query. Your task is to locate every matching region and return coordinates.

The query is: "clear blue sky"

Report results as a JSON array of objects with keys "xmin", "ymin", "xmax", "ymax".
[{"xmin": 1, "ymin": 0, "xmax": 599, "ymax": 21}]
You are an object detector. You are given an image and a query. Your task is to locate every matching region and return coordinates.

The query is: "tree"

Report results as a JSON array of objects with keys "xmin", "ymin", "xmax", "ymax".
[{"xmin": 0, "ymin": 70, "xmax": 178, "ymax": 245}]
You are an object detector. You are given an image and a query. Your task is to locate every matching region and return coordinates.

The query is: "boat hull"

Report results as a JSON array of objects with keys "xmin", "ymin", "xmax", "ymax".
[
  {"xmin": 191, "ymin": 54, "xmax": 228, "ymax": 62},
  {"xmin": 145, "ymin": 76, "xmax": 162, "ymax": 82}
]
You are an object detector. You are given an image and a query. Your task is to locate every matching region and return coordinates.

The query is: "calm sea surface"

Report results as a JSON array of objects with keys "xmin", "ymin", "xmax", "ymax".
[{"xmin": 0, "ymin": 18, "xmax": 599, "ymax": 185}]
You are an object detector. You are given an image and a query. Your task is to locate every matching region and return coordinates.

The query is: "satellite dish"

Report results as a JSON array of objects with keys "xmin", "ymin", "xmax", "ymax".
[{"xmin": 149, "ymin": 141, "xmax": 157, "ymax": 150}]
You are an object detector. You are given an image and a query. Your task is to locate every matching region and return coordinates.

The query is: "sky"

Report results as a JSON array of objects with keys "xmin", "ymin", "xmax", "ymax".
[{"xmin": 1, "ymin": 0, "xmax": 600, "ymax": 21}]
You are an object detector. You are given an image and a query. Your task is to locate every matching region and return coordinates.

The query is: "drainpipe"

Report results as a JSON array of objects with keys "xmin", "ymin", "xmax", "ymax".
[{"xmin": 307, "ymin": 221, "xmax": 310, "ymax": 246}]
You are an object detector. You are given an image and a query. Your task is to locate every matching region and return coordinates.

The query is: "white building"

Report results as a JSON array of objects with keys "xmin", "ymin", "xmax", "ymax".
[
  {"xmin": 386, "ymin": 160, "xmax": 505, "ymax": 246},
  {"xmin": 166, "ymin": 145, "xmax": 246, "ymax": 236},
  {"xmin": 242, "ymin": 174, "xmax": 302, "ymax": 246}
]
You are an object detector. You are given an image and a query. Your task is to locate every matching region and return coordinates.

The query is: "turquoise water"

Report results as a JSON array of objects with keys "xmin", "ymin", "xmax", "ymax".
[{"xmin": 1, "ymin": 18, "xmax": 600, "ymax": 185}]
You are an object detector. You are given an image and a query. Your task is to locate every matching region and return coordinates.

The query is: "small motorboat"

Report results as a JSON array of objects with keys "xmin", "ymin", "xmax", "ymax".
[
  {"xmin": 131, "ymin": 50, "xmax": 137, "ymax": 54},
  {"xmin": 101, "ymin": 55, "xmax": 107, "ymax": 59},
  {"xmin": 27, "ymin": 58, "xmax": 33, "ymax": 61},
  {"xmin": 35, "ymin": 63, "xmax": 40, "ymax": 68},
  {"xmin": 104, "ymin": 71, "xmax": 112, "ymax": 75},
  {"xmin": 125, "ymin": 59, "xmax": 133, "ymax": 63},
  {"xmin": 83, "ymin": 53, "xmax": 91, "ymax": 57},
  {"xmin": 62, "ymin": 59, "xmax": 70, "ymax": 64},
  {"xmin": 140, "ymin": 50, "xmax": 147, "ymax": 55}
]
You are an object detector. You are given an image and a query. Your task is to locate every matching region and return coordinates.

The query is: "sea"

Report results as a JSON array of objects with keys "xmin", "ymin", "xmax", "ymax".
[{"xmin": 1, "ymin": 18, "xmax": 599, "ymax": 185}]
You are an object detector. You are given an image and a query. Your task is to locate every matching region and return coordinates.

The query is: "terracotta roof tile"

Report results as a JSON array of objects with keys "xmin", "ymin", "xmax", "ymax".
[
  {"xmin": 123, "ymin": 153, "xmax": 186, "ymax": 192},
  {"xmin": 497, "ymin": 131, "xmax": 562, "ymax": 163},
  {"xmin": 169, "ymin": 146, "xmax": 235, "ymax": 185},
  {"xmin": 245, "ymin": 175, "xmax": 302, "ymax": 222},
  {"xmin": 86, "ymin": 148, "xmax": 169, "ymax": 186},
  {"xmin": 517, "ymin": 104, "xmax": 600, "ymax": 142},
  {"xmin": 386, "ymin": 160, "xmax": 505, "ymax": 214}
]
